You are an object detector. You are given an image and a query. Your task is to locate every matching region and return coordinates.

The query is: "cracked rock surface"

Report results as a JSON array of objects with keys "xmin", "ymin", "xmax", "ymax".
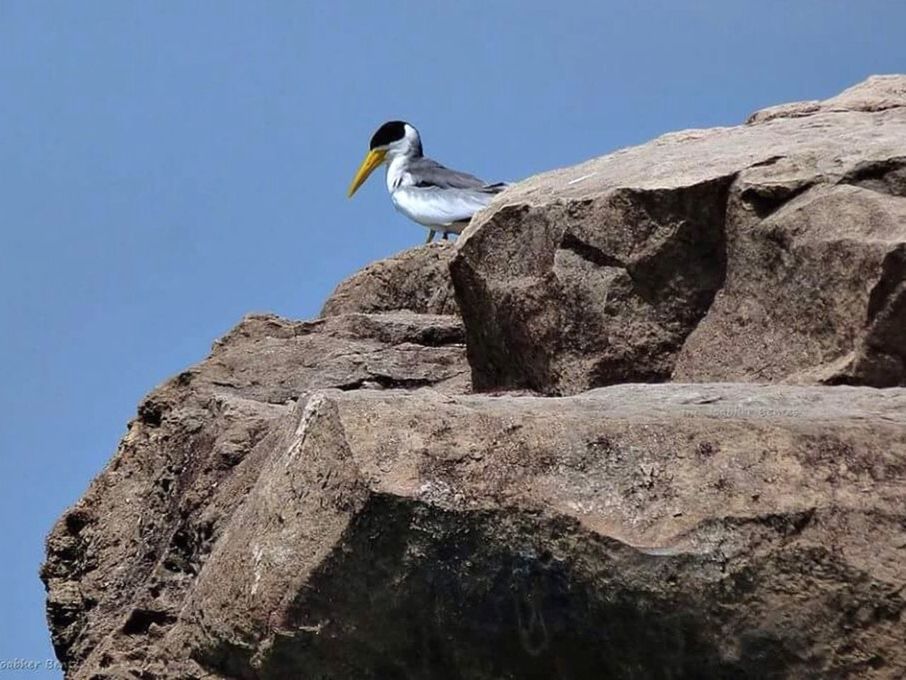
[
  {"xmin": 43, "ymin": 77, "xmax": 906, "ymax": 680},
  {"xmin": 453, "ymin": 74, "xmax": 906, "ymax": 394},
  {"xmin": 42, "ymin": 311, "xmax": 468, "ymax": 678}
]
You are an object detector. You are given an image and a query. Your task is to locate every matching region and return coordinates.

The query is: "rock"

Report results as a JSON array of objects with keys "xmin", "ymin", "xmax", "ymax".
[
  {"xmin": 452, "ymin": 75, "xmax": 906, "ymax": 394},
  {"xmin": 321, "ymin": 242, "xmax": 458, "ymax": 317},
  {"xmin": 43, "ymin": 76, "xmax": 906, "ymax": 680},
  {"xmin": 41, "ymin": 311, "xmax": 468, "ymax": 678},
  {"xmin": 747, "ymin": 74, "xmax": 906, "ymax": 124},
  {"xmin": 674, "ymin": 183, "xmax": 906, "ymax": 386},
  {"xmin": 50, "ymin": 384, "xmax": 906, "ymax": 678}
]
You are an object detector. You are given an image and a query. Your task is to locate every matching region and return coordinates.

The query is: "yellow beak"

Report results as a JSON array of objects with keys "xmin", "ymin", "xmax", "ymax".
[{"xmin": 347, "ymin": 148, "xmax": 387, "ymax": 197}]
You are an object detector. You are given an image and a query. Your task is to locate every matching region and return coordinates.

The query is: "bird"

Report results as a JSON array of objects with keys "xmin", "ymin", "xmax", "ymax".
[{"xmin": 347, "ymin": 121, "xmax": 507, "ymax": 243}]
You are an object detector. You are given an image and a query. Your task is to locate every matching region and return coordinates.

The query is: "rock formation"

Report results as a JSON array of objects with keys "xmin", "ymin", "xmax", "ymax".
[
  {"xmin": 453, "ymin": 75, "xmax": 906, "ymax": 394},
  {"xmin": 321, "ymin": 243, "xmax": 459, "ymax": 318},
  {"xmin": 43, "ymin": 76, "xmax": 906, "ymax": 679}
]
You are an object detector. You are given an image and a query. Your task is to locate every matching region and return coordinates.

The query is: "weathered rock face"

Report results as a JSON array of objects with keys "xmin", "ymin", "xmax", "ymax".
[
  {"xmin": 42, "ymin": 311, "xmax": 468, "ymax": 678},
  {"xmin": 46, "ymin": 383, "xmax": 906, "ymax": 679},
  {"xmin": 452, "ymin": 75, "xmax": 906, "ymax": 394},
  {"xmin": 321, "ymin": 243, "xmax": 458, "ymax": 317},
  {"xmin": 188, "ymin": 385, "xmax": 906, "ymax": 678},
  {"xmin": 43, "ymin": 77, "xmax": 906, "ymax": 680}
]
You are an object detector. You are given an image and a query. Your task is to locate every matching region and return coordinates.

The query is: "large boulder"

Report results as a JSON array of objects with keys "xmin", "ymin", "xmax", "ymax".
[
  {"xmin": 451, "ymin": 75, "xmax": 906, "ymax": 394},
  {"xmin": 48, "ymin": 384, "xmax": 906, "ymax": 678}
]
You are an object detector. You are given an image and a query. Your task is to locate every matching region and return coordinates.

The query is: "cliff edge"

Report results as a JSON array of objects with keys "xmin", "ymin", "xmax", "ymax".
[{"xmin": 43, "ymin": 76, "xmax": 906, "ymax": 679}]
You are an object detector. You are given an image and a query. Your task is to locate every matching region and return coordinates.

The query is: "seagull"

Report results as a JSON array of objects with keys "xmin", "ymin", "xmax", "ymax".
[{"xmin": 347, "ymin": 121, "xmax": 507, "ymax": 243}]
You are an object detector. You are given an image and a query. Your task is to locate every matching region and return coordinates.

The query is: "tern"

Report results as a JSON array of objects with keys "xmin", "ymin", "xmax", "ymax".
[{"xmin": 347, "ymin": 121, "xmax": 506, "ymax": 243}]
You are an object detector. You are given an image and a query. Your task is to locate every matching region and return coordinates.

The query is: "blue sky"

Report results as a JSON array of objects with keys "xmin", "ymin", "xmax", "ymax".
[{"xmin": 1, "ymin": 1, "xmax": 904, "ymax": 674}]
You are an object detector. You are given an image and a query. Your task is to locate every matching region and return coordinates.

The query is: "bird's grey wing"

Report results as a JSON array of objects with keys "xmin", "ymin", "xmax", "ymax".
[{"xmin": 408, "ymin": 157, "xmax": 507, "ymax": 193}]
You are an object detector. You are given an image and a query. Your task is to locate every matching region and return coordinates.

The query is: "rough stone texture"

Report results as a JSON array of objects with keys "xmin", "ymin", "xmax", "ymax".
[
  {"xmin": 321, "ymin": 243, "xmax": 459, "ymax": 317},
  {"xmin": 747, "ymin": 74, "xmax": 906, "ymax": 124},
  {"xmin": 42, "ymin": 311, "xmax": 468, "ymax": 679},
  {"xmin": 47, "ymin": 384, "xmax": 906, "ymax": 679},
  {"xmin": 452, "ymin": 74, "xmax": 906, "ymax": 394},
  {"xmin": 43, "ymin": 77, "xmax": 906, "ymax": 680},
  {"xmin": 675, "ymin": 183, "xmax": 906, "ymax": 386}
]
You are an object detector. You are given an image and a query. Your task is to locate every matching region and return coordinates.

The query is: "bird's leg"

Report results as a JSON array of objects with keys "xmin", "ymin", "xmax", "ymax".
[{"xmin": 425, "ymin": 229, "xmax": 436, "ymax": 244}]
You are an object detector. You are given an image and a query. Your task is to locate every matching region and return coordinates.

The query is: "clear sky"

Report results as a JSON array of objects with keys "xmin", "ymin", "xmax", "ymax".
[{"xmin": 1, "ymin": 1, "xmax": 904, "ymax": 674}]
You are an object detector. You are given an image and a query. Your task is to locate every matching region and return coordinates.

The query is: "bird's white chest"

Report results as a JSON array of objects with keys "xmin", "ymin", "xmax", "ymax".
[
  {"xmin": 382, "ymin": 154, "xmax": 486, "ymax": 229},
  {"xmin": 384, "ymin": 157, "xmax": 435, "ymax": 226},
  {"xmin": 385, "ymin": 156, "xmax": 411, "ymax": 193},
  {"xmin": 390, "ymin": 188, "xmax": 436, "ymax": 226}
]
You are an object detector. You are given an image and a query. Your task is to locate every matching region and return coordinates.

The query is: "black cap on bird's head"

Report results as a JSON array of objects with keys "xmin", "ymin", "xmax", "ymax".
[
  {"xmin": 348, "ymin": 120, "xmax": 422, "ymax": 197},
  {"xmin": 369, "ymin": 120, "xmax": 408, "ymax": 149}
]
